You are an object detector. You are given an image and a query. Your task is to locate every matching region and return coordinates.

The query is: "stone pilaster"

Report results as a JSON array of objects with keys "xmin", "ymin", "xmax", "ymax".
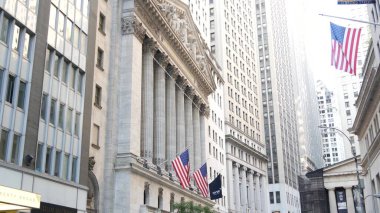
[
  {"xmin": 192, "ymin": 97, "xmax": 201, "ymax": 169},
  {"xmin": 166, "ymin": 66, "xmax": 179, "ymax": 171},
  {"xmin": 185, "ymin": 86, "xmax": 195, "ymax": 171},
  {"xmin": 200, "ymin": 104, "xmax": 206, "ymax": 163},
  {"xmin": 328, "ymin": 188, "xmax": 337, "ymax": 213},
  {"xmin": 260, "ymin": 174, "xmax": 268, "ymax": 213},
  {"xmin": 141, "ymin": 38, "xmax": 157, "ymax": 162},
  {"xmin": 154, "ymin": 52, "xmax": 169, "ymax": 165},
  {"xmin": 241, "ymin": 167, "xmax": 248, "ymax": 213},
  {"xmin": 234, "ymin": 163, "xmax": 241, "ymax": 212},
  {"xmin": 255, "ymin": 173, "xmax": 261, "ymax": 212},
  {"xmin": 227, "ymin": 160, "xmax": 235, "ymax": 210},
  {"xmin": 176, "ymin": 77, "xmax": 187, "ymax": 153},
  {"xmin": 247, "ymin": 170, "xmax": 255, "ymax": 211},
  {"xmin": 345, "ymin": 187, "xmax": 355, "ymax": 213}
]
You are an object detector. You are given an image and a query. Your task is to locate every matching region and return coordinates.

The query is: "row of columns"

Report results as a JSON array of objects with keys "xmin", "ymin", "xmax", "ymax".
[
  {"xmin": 232, "ymin": 162, "xmax": 266, "ymax": 213},
  {"xmin": 327, "ymin": 187, "xmax": 356, "ymax": 213},
  {"xmin": 140, "ymin": 37, "xmax": 208, "ymax": 171}
]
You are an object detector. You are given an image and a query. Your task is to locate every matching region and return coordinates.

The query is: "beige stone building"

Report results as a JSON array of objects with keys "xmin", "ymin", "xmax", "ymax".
[{"xmin": 95, "ymin": 0, "xmax": 220, "ymax": 212}]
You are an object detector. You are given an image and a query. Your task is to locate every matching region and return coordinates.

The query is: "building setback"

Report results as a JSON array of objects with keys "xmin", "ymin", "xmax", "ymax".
[{"xmin": 0, "ymin": 0, "xmax": 90, "ymax": 212}]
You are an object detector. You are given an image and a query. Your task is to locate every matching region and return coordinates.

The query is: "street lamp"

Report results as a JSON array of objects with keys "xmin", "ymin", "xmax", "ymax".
[
  {"xmin": 364, "ymin": 194, "xmax": 380, "ymax": 200},
  {"xmin": 318, "ymin": 125, "xmax": 365, "ymax": 212}
]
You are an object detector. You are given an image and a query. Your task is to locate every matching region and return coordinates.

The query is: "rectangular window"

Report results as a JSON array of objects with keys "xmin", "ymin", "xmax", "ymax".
[
  {"xmin": 58, "ymin": 103, "xmax": 65, "ymax": 129},
  {"xmin": 70, "ymin": 66, "xmax": 76, "ymax": 89},
  {"xmin": 66, "ymin": 108, "xmax": 73, "ymax": 133},
  {"xmin": 346, "ymin": 110, "xmax": 351, "ymax": 116},
  {"xmin": 45, "ymin": 146, "xmax": 51, "ymax": 173},
  {"xmin": 99, "ymin": 13, "xmax": 105, "ymax": 33},
  {"xmin": 45, "ymin": 49, "xmax": 51, "ymax": 72},
  {"xmin": 269, "ymin": 192, "xmax": 274, "ymax": 204},
  {"xmin": 62, "ymin": 154, "xmax": 69, "ymax": 180},
  {"xmin": 11, "ymin": 134, "xmax": 20, "ymax": 164},
  {"xmin": 17, "ymin": 81, "xmax": 26, "ymax": 109},
  {"xmin": 11, "ymin": 25, "xmax": 20, "ymax": 52},
  {"xmin": 54, "ymin": 150, "xmax": 61, "ymax": 176},
  {"xmin": 0, "ymin": 16, "xmax": 10, "ymax": 44},
  {"xmin": 57, "ymin": 12, "xmax": 65, "ymax": 35},
  {"xmin": 0, "ymin": 69, "xmax": 3, "ymax": 99},
  {"xmin": 74, "ymin": 112, "xmax": 80, "ymax": 136},
  {"xmin": 97, "ymin": 48, "xmax": 104, "ymax": 69},
  {"xmin": 41, "ymin": 94, "xmax": 48, "ymax": 121},
  {"xmin": 80, "ymin": 32, "xmax": 87, "ymax": 54},
  {"xmin": 62, "ymin": 60, "xmax": 68, "ymax": 83},
  {"xmin": 276, "ymin": 191, "xmax": 281, "ymax": 203},
  {"xmin": 92, "ymin": 124, "xmax": 100, "ymax": 146},
  {"xmin": 36, "ymin": 143, "xmax": 44, "ymax": 172},
  {"xmin": 23, "ymin": 32, "xmax": 31, "ymax": 59},
  {"xmin": 66, "ymin": 19, "xmax": 73, "ymax": 42},
  {"xmin": 6, "ymin": 75, "xmax": 15, "ymax": 103},
  {"xmin": 54, "ymin": 54, "xmax": 60, "ymax": 78},
  {"xmin": 95, "ymin": 85, "xmax": 102, "ymax": 107},
  {"xmin": 49, "ymin": 5, "xmax": 57, "ymax": 29},
  {"xmin": 50, "ymin": 99, "xmax": 56, "ymax": 125},
  {"xmin": 210, "ymin": 32, "xmax": 215, "ymax": 41},
  {"xmin": 73, "ymin": 26, "xmax": 80, "ymax": 48},
  {"xmin": 210, "ymin": 20, "xmax": 215, "ymax": 29},
  {"xmin": 71, "ymin": 157, "xmax": 77, "ymax": 181},
  {"xmin": 77, "ymin": 71, "xmax": 84, "ymax": 94},
  {"xmin": 0, "ymin": 130, "xmax": 9, "ymax": 160}
]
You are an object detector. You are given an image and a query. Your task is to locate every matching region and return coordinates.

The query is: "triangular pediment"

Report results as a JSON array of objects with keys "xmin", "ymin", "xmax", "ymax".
[
  {"xmin": 323, "ymin": 158, "xmax": 358, "ymax": 176},
  {"xmin": 155, "ymin": 0, "xmax": 217, "ymax": 90}
]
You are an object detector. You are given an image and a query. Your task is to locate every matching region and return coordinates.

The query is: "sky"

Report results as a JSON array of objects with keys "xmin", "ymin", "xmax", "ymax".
[{"xmin": 302, "ymin": 0, "xmax": 370, "ymax": 89}]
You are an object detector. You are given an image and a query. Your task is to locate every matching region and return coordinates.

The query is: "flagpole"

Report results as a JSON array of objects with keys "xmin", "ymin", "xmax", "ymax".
[
  {"xmin": 157, "ymin": 145, "xmax": 192, "ymax": 167},
  {"xmin": 319, "ymin": 13, "xmax": 380, "ymax": 26}
]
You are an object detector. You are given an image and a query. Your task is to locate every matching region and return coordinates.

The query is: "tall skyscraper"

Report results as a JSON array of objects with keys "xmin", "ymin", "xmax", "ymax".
[
  {"xmin": 0, "ymin": 0, "xmax": 90, "ymax": 211},
  {"xmin": 209, "ymin": 0, "xmax": 269, "ymax": 212},
  {"xmin": 255, "ymin": 0, "xmax": 301, "ymax": 211},
  {"xmin": 316, "ymin": 80, "xmax": 346, "ymax": 166}
]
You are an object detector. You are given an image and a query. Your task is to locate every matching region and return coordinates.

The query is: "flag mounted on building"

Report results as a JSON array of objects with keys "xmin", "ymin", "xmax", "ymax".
[
  {"xmin": 172, "ymin": 149, "xmax": 190, "ymax": 189},
  {"xmin": 330, "ymin": 22, "xmax": 361, "ymax": 76},
  {"xmin": 194, "ymin": 163, "xmax": 209, "ymax": 197},
  {"xmin": 209, "ymin": 174, "xmax": 222, "ymax": 200}
]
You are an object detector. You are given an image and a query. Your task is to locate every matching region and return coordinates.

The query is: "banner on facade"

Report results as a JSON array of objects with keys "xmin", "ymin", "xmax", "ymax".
[
  {"xmin": 338, "ymin": 0, "xmax": 376, "ymax": 4},
  {"xmin": 336, "ymin": 189, "xmax": 348, "ymax": 213}
]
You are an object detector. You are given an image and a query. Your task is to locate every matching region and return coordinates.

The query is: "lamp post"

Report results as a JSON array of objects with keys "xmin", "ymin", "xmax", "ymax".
[{"xmin": 318, "ymin": 125, "xmax": 365, "ymax": 213}]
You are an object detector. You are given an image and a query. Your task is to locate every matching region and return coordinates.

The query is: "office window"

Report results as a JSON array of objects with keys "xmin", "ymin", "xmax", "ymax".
[
  {"xmin": 0, "ymin": 130, "xmax": 9, "ymax": 160},
  {"xmin": 58, "ymin": 103, "xmax": 65, "ymax": 129},
  {"xmin": 211, "ymin": 45, "xmax": 215, "ymax": 53},
  {"xmin": 269, "ymin": 192, "xmax": 274, "ymax": 204},
  {"xmin": 77, "ymin": 71, "xmax": 84, "ymax": 94},
  {"xmin": 95, "ymin": 85, "xmax": 102, "ymax": 107},
  {"xmin": 97, "ymin": 48, "xmax": 104, "ymax": 69},
  {"xmin": 211, "ymin": 32, "xmax": 215, "ymax": 41},
  {"xmin": 70, "ymin": 66, "xmax": 76, "ymax": 89},
  {"xmin": 0, "ymin": 16, "xmax": 10, "ymax": 43},
  {"xmin": 276, "ymin": 191, "xmax": 281, "ymax": 203},
  {"xmin": 35, "ymin": 143, "xmax": 44, "ymax": 172},
  {"xmin": 45, "ymin": 49, "xmax": 52, "ymax": 72},
  {"xmin": 74, "ymin": 112, "xmax": 80, "ymax": 136},
  {"xmin": 54, "ymin": 150, "xmax": 61, "ymax": 176},
  {"xmin": 0, "ymin": 69, "xmax": 3, "ymax": 98},
  {"xmin": 53, "ymin": 54, "xmax": 60, "ymax": 78},
  {"xmin": 345, "ymin": 102, "xmax": 349, "ymax": 107},
  {"xmin": 62, "ymin": 154, "xmax": 69, "ymax": 180},
  {"xmin": 62, "ymin": 60, "xmax": 69, "ymax": 83},
  {"xmin": 71, "ymin": 157, "xmax": 77, "ymax": 181},
  {"xmin": 80, "ymin": 32, "xmax": 87, "ymax": 54},
  {"xmin": 92, "ymin": 124, "xmax": 100, "ymax": 147},
  {"xmin": 210, "ymin": 8, "xmax": 214, "ymax": 16},
  {"xmin": 66, "ymin": 108, "xmax": 73, "ymax": 133},
  {"xmin": 11, "ymin": 134, "xmax": 20, "ymax": 164},
  {"xmin": 210, "ymin": 20, "xmax": 215, "ymax": 29},
  {"xmin": 17, "ymin": 81, "xmax": 26, "ymax": 109},
  {"xmin": 50, "ymin": 99, "xmax": 56, "ymax": 125},
  {"xmin": 11, "ymin": 25, "xmax": 20, "ymax": 51},
  {"xmin": 45, "ymin": 146, "xmax": 52, "ymax": 173},
  {"xmin": 23, "ymin": 32, "xmax": 31, "ymax": 59},
  {"xmin": 66, "ymin": 19, "xmax": 73, "ymax": 42},
  {"xmin": 99, "ymin": 13, "xmax": 105, "ymax": 33},
  {"xmin": 346, "ymin": 110, "xmax": 351, "ymax": 116},
  {"xmin": 41, "ymin": 94, "xmax": 48, "ymax": 121},
  {"xmin": 57, "ymin": 12, "xmax": 65, "ymax": 35},
  {"xmin": 73, "ymin": 26, "xmax": 80, "ymax": 48},
  {"xmin": 49, "ymin": 5, "xmax": 57, "ymax": 29},
  {"xmin": 6, "ymin": 75, "xmax": 15, "ymax": 104}
]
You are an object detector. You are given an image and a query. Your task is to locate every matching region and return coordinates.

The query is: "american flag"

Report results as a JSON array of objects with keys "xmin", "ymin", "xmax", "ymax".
[
  {"xmin": 172, "ymin": 149, "xmax": 190, "ymax": 189},
  {"xmin": 193, "ymin": 163, "xmax": 209, "ymax": 197},
  {"xmin": 330, "ymin": 22, "xmax": 361, "ymax": 76}
]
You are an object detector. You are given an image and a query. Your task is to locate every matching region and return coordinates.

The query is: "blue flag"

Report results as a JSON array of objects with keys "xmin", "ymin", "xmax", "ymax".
[{"xmin": 209, "ymin": 174, "xmax": 222, "ymax": 200}]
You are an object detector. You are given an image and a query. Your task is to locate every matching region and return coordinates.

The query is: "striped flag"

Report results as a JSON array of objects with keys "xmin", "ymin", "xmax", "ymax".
[
  {"xmin": 330, "ymin": 22, "xmax": 361, "ymax": 76},
  {"xmin": 194, "ymin": 163, "xmax": 209, "ymax": 197},
  {"xmin": 172, "ymin": 149, "xmax": 190, "ymax": 189}
]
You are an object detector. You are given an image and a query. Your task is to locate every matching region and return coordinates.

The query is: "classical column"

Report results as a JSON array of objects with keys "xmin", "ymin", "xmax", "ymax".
[
  {"xmin": 328, "ymin": 188, "xmax": 338, "ymax": 213},
  {"xmin": 141, "ymin": 38, "xmax": 157, "ymax": 162},
  {"xmin": 255, "ymin": 173, "xmax": 261, "ymax": 212},
  {"xmin": 185, "ymin": 86, "xmax": 195, "ymax": 170},
  {"xmin": 345, "ymin": 187, "xmax": 355, "ymax": 213},
  {"xmin": 227, "ymin": 160, "xmax": 235, "ymax": 209},
  {"xmin": 193, "ymin": 97, "xmax": 201, "ymax": 169},
  {"xmin": 233, "ymin": 163, "xmax": 241, "ymax": 212},
  {"xmin": 247, "ymin": 170, "xmax": 255, "ymax": 211},
  {"xmin": 241, "ymin": 167, "xmax": 248, "ymax": 213},
  {"xmin": 260, "ymin": 174, "xmax": 268, "ymax": 213},
  {"xmin": 166, "ymin": 66, "xmax": 179, "ymax": 171},
  {"xmin": 176, "ymin": 77, "xmax": 186, "ymax": 153},
  {"xmin": 154, "ymin": 52, "xmax": 168, "ymax": 165},
  {"xmin": 200, "ymin": 104, "xmax": 208, "ymax": 163}
]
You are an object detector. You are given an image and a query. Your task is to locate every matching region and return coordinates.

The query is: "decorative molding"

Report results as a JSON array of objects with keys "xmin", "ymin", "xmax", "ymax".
[
  {"xmin": 121, "ymin": 16, "xmax": 146, "ymax": 42},
  {"xmin": 200, "ymin": 104, "xmax": 210, "ymax": 117},
  {"xmin": 167, "ymin": 65, "xmax": 180, "ymax": 79},
  {"xmin": 185, "ymin": 86, "xmax": 195, "ymax": 99},
  {"xmin": 176, "ymin": 76, "xmax": 188, "ymax": 89},
  {"xmin": 155, "ymin": 52, "xmax": 170, "ymax": 68}
]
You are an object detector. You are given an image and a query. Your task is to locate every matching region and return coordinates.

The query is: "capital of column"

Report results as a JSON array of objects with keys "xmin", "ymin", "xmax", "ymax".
[
  {"xmin": 176, "ymin": 76, "xmax": 188, "ymax": 89},
  {"xmin": 327, "ymin": 187, "xmax": 336, "ymax": 192},
  {"xmin": 121, "ymin": 16, "xmax": 146, "ymax": 42},
  {"xmin": 255, "ymin": 172, "xmax": 261, "ymax": 177},
  {"xmin": 200, "ymin": 104, "xmax": 210, "ymax": 117},
  {"xmin": 344, "ymin": 186, "xmax": 352, "ymax": 190},
  {"xmin": 155, "ymin": 52, "xmax": 170, "ymax": 68},
  {"xmin": 143, "ymin": 37, "xmax": 158, "ymax": 54},
  {"xmin": 167, "ymin": 65, "xmax": 180, "ymax": 79},
  {"xmin": 193, "ymin": 96, "xmax": 202, "ymax": 108},
  {"xmin": 185, "ymin": 86, "xmax": 195, "ymax": 99},
  {"xmin": 233, "ymin": 162, "xmax": 240, "ymax": 168}
]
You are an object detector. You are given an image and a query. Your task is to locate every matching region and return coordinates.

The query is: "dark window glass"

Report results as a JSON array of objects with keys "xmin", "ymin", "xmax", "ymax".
[
  {"xmin": 6, "ymin": 75, "xmax": 15, "ymax": 103},
  {"xmin": 17, "ymin": 81, "xmax": 26, "ymax": 109}
]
